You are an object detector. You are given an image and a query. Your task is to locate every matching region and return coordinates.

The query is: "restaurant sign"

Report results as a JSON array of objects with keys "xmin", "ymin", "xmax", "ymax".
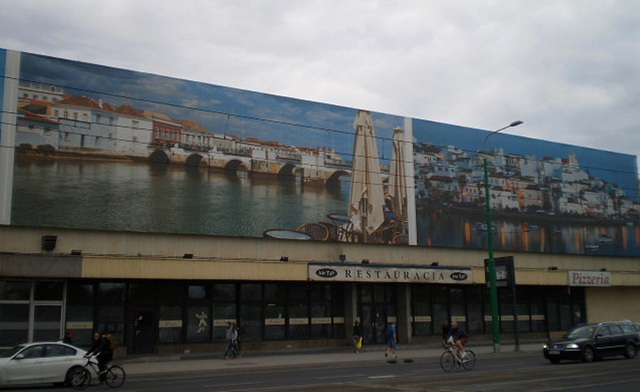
[
  {"xmin": 308, "ymin": 263, "xmax": 472, "ymax": 284},
  {"xmin": 568, "ymin": 270, "xmax": 611, "ymax": 287}
]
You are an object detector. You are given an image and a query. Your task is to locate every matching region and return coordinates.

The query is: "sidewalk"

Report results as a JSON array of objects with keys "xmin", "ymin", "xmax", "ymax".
[{"xmin": 119, "ymin": 341, "xmax": 544, "ymax": 377}]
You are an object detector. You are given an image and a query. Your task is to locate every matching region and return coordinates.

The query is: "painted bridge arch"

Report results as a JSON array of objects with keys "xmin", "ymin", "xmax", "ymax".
[{"xmin": 149, "ymin": 150, "xmax": 170, "ymax": 164}]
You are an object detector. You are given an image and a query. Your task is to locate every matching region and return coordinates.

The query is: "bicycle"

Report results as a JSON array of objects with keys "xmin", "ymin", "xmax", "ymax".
[
  {"xmin": 440, "ymin": 342, "xmax": 476, "ymax": 372},
  {"xmin": 67, "ymin": 354, "xmax": 126, "ymax": 389}
]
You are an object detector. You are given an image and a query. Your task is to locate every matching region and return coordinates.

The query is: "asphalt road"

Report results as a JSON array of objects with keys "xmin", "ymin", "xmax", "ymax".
[
  {"xmin": 2, "ymin": 351, "xmax": 639, "ymax": 391},
  {"xmin": 128, "ymin": 352, "xmax": 639, "ymax": 392}
]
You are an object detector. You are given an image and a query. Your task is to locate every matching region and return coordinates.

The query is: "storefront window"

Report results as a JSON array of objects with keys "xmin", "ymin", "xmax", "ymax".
[
  {"xmin": 159, "ymin": 305, "xmax": 182, "ymax": 344},
  {"xmin": 97, "ymin": 283, "xmax": 125, "ymax": 344},
  {"xmin": 212, "ymin": 283, "xmax": 236, "ymax": 341},
  {"xmin": 332, "ymin": 285, "xmax": 345, "ymax": 338},
  {"xmin": 450, "ymin": 287, "xmax": 465, "ymax": 328},
  {"xmin": 264, "ymin": 284, "xmax": 285, "ymax": 340},
  {"xmin": 411, "ymin": 285, "xmax": 431, "ymax": 336},
  {"xmin": 559, "ymin": 293, "xmax": 573, "ymax": 331},
  {"xmin": 157, "ymin": 283, "xmax": 184, "ymax": 344},
  {"xmin": 432, "ymin": 286, "xmax": 449, "ymax": 335},
  {"xmin": 129, "ymin": 282, "xmax": 157, "ymax": 305},
  {"xmin": 34, "ymin": 281, "xmax": 63, "ymax": 301},
  {"xmin": 0, "ymin": 304, "xmax": 29, "ymax": 346},
  {"xmin": 66, "ymin": 282, "xmax": 94, "ymax": 346},
  {"xmin": 310, "ymin": 284, "xmax": 331, "ymax": 338},
  {"xmin": 288, "ymin": 284, "xmax": 309, "ymax": 340},
  {"xmin": 240, "ymin": 284, "xmax": 263, "ymax": 342},
  {"xmin": 34, "ymin": 305, "xmax": 62, "ymax": 341},
  {"xmin": 0, "ymin": 281, "xmax": 30, "ymax": 300},
  {"xmin": 546, "ymin": 295, "xmax": 560, "ymax": 331},
  {"xmin": 188, "ymin": 285, "xmax": 209, "ymax": 300},
  {"xmin": 530, "ymin": 293, "xmax": 545, "ymax": 333},
  {"xmin": 465, "ymin": 287, "xmax": 484, "ymax": 335},
  {"xmin": 516, "ymin": 287, "xmax": 531, "ymax": 333},
  {"xmin": 213, "ymin": 283, "xmax": 235, "ymax": 302},
  {"xmin": 240, "ymin": 303, "xmax": 263, "ymax": 342}
]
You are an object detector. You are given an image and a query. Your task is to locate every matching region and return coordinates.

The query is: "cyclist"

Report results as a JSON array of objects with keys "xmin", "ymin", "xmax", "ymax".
[
  {"xmin": 87, "ymin": 331, "xmax": 113, "ymax": 382},
  {"xmin": 450, "ymin": 321, "xmax": 469, "ymax": 361}
]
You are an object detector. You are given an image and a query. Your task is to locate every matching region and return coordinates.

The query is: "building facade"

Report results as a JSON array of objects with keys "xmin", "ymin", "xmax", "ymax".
[{"xmin": 1, "ymin": 49, "xmax": 639, "ymax": 354}]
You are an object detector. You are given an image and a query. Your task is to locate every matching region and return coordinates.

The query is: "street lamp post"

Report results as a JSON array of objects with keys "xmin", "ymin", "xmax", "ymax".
[{"xmin": 483, "ymin": 120, "xmax": 522, "ymax": 353}]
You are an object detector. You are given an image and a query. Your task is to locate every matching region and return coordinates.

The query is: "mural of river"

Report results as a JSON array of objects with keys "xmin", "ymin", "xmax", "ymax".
[
  {"xmin": 11, "ymin": 157, "xmax": 350, "ymax": 238},
  {"xmin": 11, "ymin": 157, "xmax": 640, "ymax": 257},
  {"xmin": 416, "ymin": 208, "xmax": 640, "ymax": 257}
]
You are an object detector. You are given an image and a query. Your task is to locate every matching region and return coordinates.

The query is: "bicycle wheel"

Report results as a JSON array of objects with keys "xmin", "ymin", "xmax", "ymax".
[
  {"xmin": 105, "ymin": 365, "xmax": 126, "ymax": 388},
  {"xmin": 462, "ymin": 350, "xmax": 476, "ymax": 370},
  {"xmin": 440, "ymin": 351, "xmax": 456, "ymax": 372},
  {"xmin": 67, "ymin": 366, "xmax": 91, "ymax": 390}
]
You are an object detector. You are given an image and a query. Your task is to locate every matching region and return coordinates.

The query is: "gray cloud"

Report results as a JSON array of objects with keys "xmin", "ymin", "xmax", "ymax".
[{"xmin": 2, "ymin": 0, "xmax": 639, "ymax": 170}]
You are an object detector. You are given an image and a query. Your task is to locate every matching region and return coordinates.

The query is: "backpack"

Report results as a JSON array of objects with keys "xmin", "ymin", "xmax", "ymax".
[{"xmin": 105, "ymin": 333, "xmax": 118, "ymax": 350}]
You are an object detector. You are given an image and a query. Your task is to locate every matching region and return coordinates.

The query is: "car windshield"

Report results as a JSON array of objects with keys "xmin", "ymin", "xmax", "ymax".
[
  {"xmin": 565, "ymin": 326, "xmax": 596, "ymax": 339},
  {"xmin": 0, "ymin": 345, "xmax": 25, "ymax": 358}
]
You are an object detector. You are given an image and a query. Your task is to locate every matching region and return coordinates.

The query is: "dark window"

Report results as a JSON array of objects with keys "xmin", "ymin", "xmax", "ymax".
[
  {"xmin": 411, "ymin": 285, "xmax": 431, "ymax": 336},
  {"xmin": 0, "ymin": 281, "xmax": 30, "ymax": 300},
  {"xmin": 288, "ymin": 284, "xmax": 309, "ymax": 340},
  {"xmin": 188, "ymin": 285, "xmax": 209, "ymax": 300},
  {"xmin": 45, "ymin": 344, "xmax": 75, "ymax": 357},
  {"xmin": 33, "ymin": 282, "xmax": 63, "ymax": 301},
  {"xmin": 21, "ymin": 345, "xmax": 44, "ymax": 359},
  {"xmin": 608, "ymin": 325, "xmax": 623, "ymax": 334},
  {"xmin": 0, "ymin": 304, "xmax": 29, "ymax": 346},
  {"xmin": 97, "ymin": 283, "xmax": 125, "ymax": 344}
]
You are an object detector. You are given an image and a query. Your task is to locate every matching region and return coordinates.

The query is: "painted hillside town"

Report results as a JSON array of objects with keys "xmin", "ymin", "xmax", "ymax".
[
  {"xmin": 16, "ymin": 82, "xmax": 351, "ymax": 187},
  {"xmin": 414, "ymin": 141, "xmax": 640, "ymax": 220}
]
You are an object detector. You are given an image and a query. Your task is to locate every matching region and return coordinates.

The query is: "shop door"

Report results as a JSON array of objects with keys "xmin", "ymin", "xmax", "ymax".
[
  {"xmin": 361, "ymin": 305, "xmax": 385, "ymax": 344},
  {"xmin": 131, "ymin": 311, "xmax": 156, "ymax": 354}
]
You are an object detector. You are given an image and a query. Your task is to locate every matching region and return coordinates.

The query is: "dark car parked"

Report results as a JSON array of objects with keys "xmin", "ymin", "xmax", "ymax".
[{"xmin": 543, "ymin": 321, "xmax": 639, "ymax": 363}]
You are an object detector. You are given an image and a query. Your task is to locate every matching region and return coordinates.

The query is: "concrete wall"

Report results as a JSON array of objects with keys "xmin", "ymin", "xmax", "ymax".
[
  {"xmin": 585, "ymin": 287, "xmax": 640, "ymax": 323},
  {"xmin": 2, "ymin": 225, "xmax": 639, "ymax": 289}
]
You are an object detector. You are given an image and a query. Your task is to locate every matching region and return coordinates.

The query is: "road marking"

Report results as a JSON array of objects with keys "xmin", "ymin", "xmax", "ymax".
[
  {"xmin": 316, "ymin": 374, "xmax": 366, "ymax": 380},
  {"xmin": 203, "ymin": 381, "xmax": 261, "ymax": 388}
]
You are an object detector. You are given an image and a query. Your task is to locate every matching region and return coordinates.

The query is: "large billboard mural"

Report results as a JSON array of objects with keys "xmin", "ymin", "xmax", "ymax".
[{"xmin": 2, "ymin": 49, "xmax": 639, "ymax": 256}]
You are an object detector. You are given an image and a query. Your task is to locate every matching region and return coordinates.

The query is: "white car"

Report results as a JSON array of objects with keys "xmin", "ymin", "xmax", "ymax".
[{"xmin": 0, "ymin": 342, "xmax": 87, "ymax": 387}]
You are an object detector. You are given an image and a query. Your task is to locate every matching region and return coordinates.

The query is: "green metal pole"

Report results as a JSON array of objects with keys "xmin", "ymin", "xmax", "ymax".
[{"xmin": 484, "ymin": 157, "xmax": 501, "ymax": 353}]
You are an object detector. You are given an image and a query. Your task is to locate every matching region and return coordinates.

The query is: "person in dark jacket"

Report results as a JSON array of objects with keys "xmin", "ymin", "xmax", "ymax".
[
  {"xmin": 87, "ymin": 331, "xmax": 113, "ymax": 381},
  {"xmin": 62, "ymin": 330, "xmax": 74, "ymax": 345},
  {"xmin": 352, "ymin": 320, "xmax": 363, "ymax": 353}
]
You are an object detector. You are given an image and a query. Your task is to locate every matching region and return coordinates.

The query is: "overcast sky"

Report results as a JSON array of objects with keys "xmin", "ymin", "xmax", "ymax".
[{"xmin": 2, "ymin": 0, "xmax": 639, "ymax": 174}]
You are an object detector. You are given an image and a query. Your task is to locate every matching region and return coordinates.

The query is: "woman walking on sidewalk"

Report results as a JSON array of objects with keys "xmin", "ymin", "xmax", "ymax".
[{"xmin": 352, "ymin": 320, "xmax": 363, "ymax": 353}]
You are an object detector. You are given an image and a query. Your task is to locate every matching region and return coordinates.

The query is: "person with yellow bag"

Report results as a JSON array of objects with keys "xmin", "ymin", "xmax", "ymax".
[{"xmin": 352, "ymin": 320, "xmax": 363, "ymax": 353}]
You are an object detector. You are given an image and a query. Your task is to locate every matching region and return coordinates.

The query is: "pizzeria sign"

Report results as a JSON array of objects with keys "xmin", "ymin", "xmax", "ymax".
[
  {"xmin": 568, "ymin": 270, "xmax": 611, "ymax": 287},
  {"xmin": 308, "ymin": 263, "xmax": 472, "ymax": 284}
]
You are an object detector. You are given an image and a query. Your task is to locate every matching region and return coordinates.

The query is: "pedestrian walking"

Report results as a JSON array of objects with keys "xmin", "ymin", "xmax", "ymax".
[
  {"xmin": 385, "ymin": 322, "xmax": 398, "ymax": 359},
  {"xmin": 352, "ymin": 320, "xmax": 363, "ymax": 353},
  {"xmin": 223, "ymin": 322, "xmax": 238, "ymax": 359}
]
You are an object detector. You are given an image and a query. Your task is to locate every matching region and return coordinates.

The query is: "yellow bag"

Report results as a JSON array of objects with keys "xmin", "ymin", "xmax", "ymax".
[{"xmin": 356, "ymin": 337, "xmax": 363, "ymax": 349}]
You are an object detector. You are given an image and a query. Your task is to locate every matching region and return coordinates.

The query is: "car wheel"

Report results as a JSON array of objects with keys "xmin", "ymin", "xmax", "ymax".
[
  {"xmin": 582, "ymin": 346, "xmax": 595, "ymax": 362},
  {"xmin": 623, "ymin": 343, "xmax": 637, "ymax": 359}
]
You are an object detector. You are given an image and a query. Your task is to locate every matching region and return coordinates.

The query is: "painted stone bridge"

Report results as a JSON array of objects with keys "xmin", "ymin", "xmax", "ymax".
[{"xmin": 149, "ymin": 147, "xmax": 350, "ymax": 187}]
